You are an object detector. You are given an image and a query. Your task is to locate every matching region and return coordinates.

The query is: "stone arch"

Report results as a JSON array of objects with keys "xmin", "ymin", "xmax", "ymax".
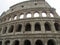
[
  {"xmin": 44, "ymin": 22, "xmax": 51, "ymax": 31},
  {"xmin": 34, "ymin": 12, "xmax": 40, "ymax": 17},
  {"xmin": 47, "ymin": 39, "xmax": 56, "ymax": 45},
  {"xmin": 8, "ymin": 25, "xmax": 14, "ymax": 33},
  {"xmin": 0, "ymin": 41, "xmax": 2, "ymax": 45},
  {"xmin": 5, "ymin": 40, "xmax": 10, "ymax": 45},
  {"xmin": 3, "ymin": 26, "xmax": 7, "ymax": 34},
  {"xmin": 24, "ymin": 40, "xmax": 31, "ymax": 45},
  {"xmin": 54, "ymin": 23, "xmax": 60, "ymax": 31},
  {"xmin": 35, "ymin": 40, "xmax": 43, "ymax": 45},
  {"xmin": 25, "ymin": 23, "xmax": 31, "ymax": 31},
  {"xmin": 16, "ymin": 24, "xmax": 22, "ymax": 32},
  {"xmin": 13, "ymin": 40, "xmax": 19, "ymax": 45},
  {"xmin": 35, "ymin": 22, "xmax": 41, "ymax": 31},
  {"xmin": 26, "ymin": 13, "xmax": 32, "ymax": 18}
]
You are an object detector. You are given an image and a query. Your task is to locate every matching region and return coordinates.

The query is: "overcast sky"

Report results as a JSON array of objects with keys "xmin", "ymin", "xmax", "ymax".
[{"xmin": 0, "ymin": 0, "xmax": 60, "ymax": 16}]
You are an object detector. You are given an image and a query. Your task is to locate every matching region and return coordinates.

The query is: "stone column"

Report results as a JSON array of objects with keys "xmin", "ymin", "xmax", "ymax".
[
  {"xmin": 11, "ymin": 15, "xmax": 14, "ymax": 21},
  {"xmin": 46, "ymin": 11, "xmax": 51, "ymax": 17},
  {"xmin": 39, "ymin": 11, "xmax": 42, "ymax": 17},
  {"xmin": 6, "ymin": 17, "xmax": 9, "ymax": 21},
  {"xmin": 31, "ymin": 11, "xmax": 34, "ymax": 18},
  {"xmin": 50, "ymin": 21, "xmax": 56, "ymax": 33},
  {"xmin": 31, "ymin": 22, "xmax": 34, "ymax": 33},
  {"xmin": 10, "ymin": 40, "xmax": 14, "ymax": 45},
  {"xmin": 20, "ymin": 39, "xmax": 24, "ymax": 45},
  {"xmin": 2, "ymin": 40, "xmax": 5, "ymax": 45},
  {"xmin": 6, "ymin": 24, "xmax": 10, "ymax": 34},
  {"xmin": 1, "ymin": 27, "xmax": 3, "ymax": 34},
  {"xmin": 40, "ymin": 21, "xmax": 45, "ymax": 33},
  {"xmin": 24, "ymin": 12, "xmax": 26, "ymax": 19},
  {"xmin": 21, "ymin": 22, "xmax": 25, "ymax": 33},
  {"xmin": 13, "ymin": 24, "xmax": 16, "ymax": 34},
  {"xmin": 17, "ymin": 13, "xmax": 20, "ymax": 19}
]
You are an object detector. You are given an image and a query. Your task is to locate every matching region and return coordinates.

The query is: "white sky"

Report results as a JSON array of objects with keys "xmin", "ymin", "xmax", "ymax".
[{"xmin": 0, "ymin": 0, "xmax": 60, "ymax": 16}]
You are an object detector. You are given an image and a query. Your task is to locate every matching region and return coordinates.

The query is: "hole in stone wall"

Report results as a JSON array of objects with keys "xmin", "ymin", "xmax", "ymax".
[
  {"xmin": 35, "ymin": 3, "xmax": 37, "ymax": 5},
  {"xmin": 21, "ymin": 5, "xmax": 24, "ymax": 8}
]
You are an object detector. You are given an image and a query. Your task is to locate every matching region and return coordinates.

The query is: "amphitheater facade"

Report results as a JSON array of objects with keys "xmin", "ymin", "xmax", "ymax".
[{"xmin": 0, "ymin": 0, "xmax": 60, "ymax": 45}]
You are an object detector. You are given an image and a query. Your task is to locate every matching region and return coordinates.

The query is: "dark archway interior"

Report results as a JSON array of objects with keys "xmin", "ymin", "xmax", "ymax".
[
  {"xmin": 35, "ymin": 23, "xmax": 41, "ymax": 31},
  {"xmin": 25, "ymin": 23, "xmax": 31, "ymax": 31},
  {"xmin": 54, "ymin": 23, "xmax": 60, "ymax": 31},
  {"xmin": 0, "ymin": 41, "xmax": 2, "ymax": 45},
  {"xmin": 24, "ymin": 40, "xmax": 31, "ymax": 45},
  {"xmin": 14, "ymin": 40, "xmax": 19, "ymax": 45},
  {"xmin": 3, "ymin": 27, "xmax": 7, "ymax": 34},
  {"xmin": 5, "ymin": 40, "xmax": 10, "ymax": 45},
  {"xmin": 8, "ymin": 25, "xmax": 14, "ymax": 33},
  {"xmin": 45, "ymin": 22, "xmax": 51, "ymax": 31},
  {"xmin": 35, "ymin": 40, "xmax": 43, "ymax": 45},
  {"xmin": 47, "ymin": 40, "xmax": 55, "ymax": 45},
  {"xmin": 16, "ymin": 24, "xmax": 22, "ymax": 32}
]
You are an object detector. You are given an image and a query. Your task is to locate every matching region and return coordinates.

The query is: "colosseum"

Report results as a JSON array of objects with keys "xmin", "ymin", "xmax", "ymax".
[{"xmin": 0, "ymin": 0, "xmax": 60, "ymax": 45}]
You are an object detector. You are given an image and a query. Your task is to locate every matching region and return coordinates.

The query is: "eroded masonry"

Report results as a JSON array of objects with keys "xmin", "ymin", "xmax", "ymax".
[{"xmin": 0, "ymin": 0, "xmax": 60, "ymax": 45}]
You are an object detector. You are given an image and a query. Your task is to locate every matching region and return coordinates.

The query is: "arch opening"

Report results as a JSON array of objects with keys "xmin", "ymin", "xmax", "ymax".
[
  {"xmin": 14, "ymin": 16, "xmax": 17, "ymax": 20},
  {"xmin": 25, "ymin": 23, "xmax": 31, "ymax": 31},
  {"xmin": 26, "ymin": 13, "xmax": 32, "ymax": 18},
  {"xmin": 16, "ymin": 24, "xmax": 22, "ymax": 32},
  {"xmin": 47, "ymin": 39, "xmax": 55, "ymax": 45},
  {"xmin": 35, "ymin": 23, "xmax": 41, "ymax": 31},
  {"xmin": 0, "ymin": 41, "xmax": 2, "ymax": 45},
  {"xmin": 44, "ymin": 22, "xmax": 51, "ymax": 31},
  {"xmin": 5, "ymin": 40, "xmax": 10, "ymax": 45},
  {"xmin": 50, "ymin": 13, "xmax": 54, "ymax": 17},
  {"xmin": 14, "ymin": 40, "xmax": 19, "ymax": 45},
  {"xmin": 42, "ymin": 12, "xmax": 47, "ymax": 17},
  {"xmin": 35, "ymin": 40, "xmax": 43, "ymax": 45},
  {"xmin": 8, "ymin": 25, "xmax": 14, "ymax": 33},
  {"xmin": 3, "ymin": 27, "xmax": 7, "ymax": 34},
  {"xmin": 34, "ymin": 12, "xmax": 39, "ymax": 17},
  {"xmin": 54, "ymin": 23, "xmax": 60, "ymax": 31},
  {"xmin": 24, "ymin": 40, "xmax": 31, "ymax": 45},
  {"xmin": 20, "ymin": 14, "xmax": 24, "ymax": 19}
]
